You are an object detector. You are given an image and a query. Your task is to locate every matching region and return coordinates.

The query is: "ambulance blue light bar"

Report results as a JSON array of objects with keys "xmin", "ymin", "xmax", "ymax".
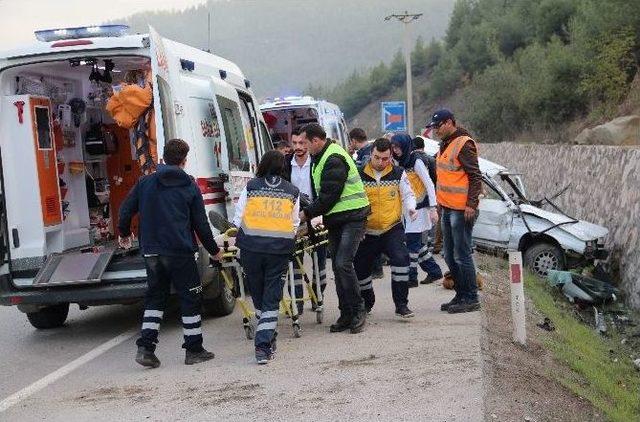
[{"xmin": 35, "ymin": 25, "xmax": 129, "ymax": 42}]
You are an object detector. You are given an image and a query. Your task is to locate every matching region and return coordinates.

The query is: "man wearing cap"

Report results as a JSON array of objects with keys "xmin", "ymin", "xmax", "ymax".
[{"xmin": 426, "ymin": 109, "xmax": 482, "ymax": 313}]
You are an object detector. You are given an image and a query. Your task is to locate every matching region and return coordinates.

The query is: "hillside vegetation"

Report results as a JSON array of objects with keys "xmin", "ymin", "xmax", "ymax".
[
  {"xmin": 316, "ymin": 0, "xmax": 640, "ymax": 143},
  {"xmin": 117, "ymin": 0, "xmax": 453, "ymax": 98}
]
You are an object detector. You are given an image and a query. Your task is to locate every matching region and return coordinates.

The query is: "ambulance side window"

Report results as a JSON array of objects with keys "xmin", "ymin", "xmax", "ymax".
[
  {"xmin": 216, "ymin": 95, "xmax": 249, "ymax": 172},
  {"xmin": 329, "ymin": 122, "xmax": 340, "ymax": 141},
  {"xmin": 157, "ymin": 76, "xmax": 177, "ymax": 142},
  {"xmin": 237, "ymin": 94, "xmax": 259, "ymax": 167},
  {"xmin": 339, "ymin": 120, "xmax": 348, "ymax": 143},
  {"xmin": 259, "ymin": 122, "xmax": 273, "ymax": 151}
]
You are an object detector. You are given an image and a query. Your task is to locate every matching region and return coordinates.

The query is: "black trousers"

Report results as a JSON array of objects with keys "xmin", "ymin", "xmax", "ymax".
[
  {"xmin": 136, "ymin": 255, "xmax": 204, "ymax": 353},
  {"xmin": 327, "ymin": 220, "xmax": 366, "ymax": 315}
]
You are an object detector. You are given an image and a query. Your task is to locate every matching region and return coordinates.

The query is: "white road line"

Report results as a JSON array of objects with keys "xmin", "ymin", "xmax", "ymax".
[{"xmin": 0, "ymin": 329, "xmax": 137, "ymax": 413}]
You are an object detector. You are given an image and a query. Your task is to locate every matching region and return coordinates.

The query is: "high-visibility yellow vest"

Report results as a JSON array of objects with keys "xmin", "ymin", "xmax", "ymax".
[
  {"xmin": 236, "ymin": 176, "xmax": 299, "ymax": 255},
  {"xmin": 312, "ymin": 142, "xmax": 369, "ymax": 215},
  {"xmin": 359, "ymin": 163, "xmax": 403, "ymax": 235}
]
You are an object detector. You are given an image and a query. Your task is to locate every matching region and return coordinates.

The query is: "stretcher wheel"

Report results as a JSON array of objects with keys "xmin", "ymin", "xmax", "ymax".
[
  {"xmin": 244, "ymin": 324, "xmax": 255, "ymax": 340},
  {"xmin": 316, "ymin": 310, "xmax": 323, "ymax": 324},
  {"xmin": 293, "ymin": 324, "xmax": 302, "ymax": 338}
]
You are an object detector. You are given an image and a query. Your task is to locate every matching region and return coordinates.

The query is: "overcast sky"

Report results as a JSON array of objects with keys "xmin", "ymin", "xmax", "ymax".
[{"xmin": 0, "ymin": 0, "xmax": 208, "ymax": 49}]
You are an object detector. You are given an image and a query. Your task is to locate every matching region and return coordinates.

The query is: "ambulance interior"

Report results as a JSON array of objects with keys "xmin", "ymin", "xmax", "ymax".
[
  {"xmin": 262, "ymin": 105, "xmax": 347, "ymax": 147},
  {"xmin": 1, "ymin": 55, "xmax": 155, "ymax": 282},
  {"xmin": 262, "ymin": 107, "xmax": 321, "ymax": 143}
]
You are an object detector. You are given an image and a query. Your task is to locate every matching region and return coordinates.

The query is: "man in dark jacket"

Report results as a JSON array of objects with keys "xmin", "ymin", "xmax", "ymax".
[
  {"xmin": 299, "ymin": 123, "xmax": 371, "ymax": 334},
  {"xmin": 348, "ymin": 127, "xmax": 372, "ymax": 168},
  {"xmin": 119, "ymin": 139, "xmax": 222, "ymax": 368}
]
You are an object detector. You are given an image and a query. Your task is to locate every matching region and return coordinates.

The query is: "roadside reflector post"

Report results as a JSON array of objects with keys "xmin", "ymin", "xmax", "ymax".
[{"xmin": 508, "ymin": 250, "xmax": 527, "ymax": 346}]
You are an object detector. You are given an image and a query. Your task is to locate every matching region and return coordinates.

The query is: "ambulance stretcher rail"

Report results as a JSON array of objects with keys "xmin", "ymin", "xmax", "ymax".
[{"xmin": 215, "ymin": 226, "xmax": 328, "ymax": 339}]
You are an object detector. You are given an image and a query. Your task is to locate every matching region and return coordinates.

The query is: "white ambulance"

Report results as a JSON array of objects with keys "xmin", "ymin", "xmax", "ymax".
[
  {"xmin": 0, "ymin": 25, "xmax": 271, "ymax": 328},
  {"xmin": 260, "ymin": 96, "xmax": 350, "ymax": 149}
]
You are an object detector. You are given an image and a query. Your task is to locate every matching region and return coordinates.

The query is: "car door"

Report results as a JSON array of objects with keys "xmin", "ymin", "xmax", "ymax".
[{"xmin": 473, "ymin": 179, "xmax": 513, "ymax": 243}]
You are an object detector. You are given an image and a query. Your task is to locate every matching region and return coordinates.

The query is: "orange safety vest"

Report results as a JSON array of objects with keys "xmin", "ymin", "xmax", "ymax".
[{"xmin": 436, "ymin": 135, "xmax": 476, "ymax": 210}]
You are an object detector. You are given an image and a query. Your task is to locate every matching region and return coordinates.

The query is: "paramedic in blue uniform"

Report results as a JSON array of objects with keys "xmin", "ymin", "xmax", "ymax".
[
  {"xmin": 233, "ymin": 150, "xmax": 301, "ymax": 364},
  {"xmin": 282, "ymin": 126, "xmax": 327, "ymax": 314},
  {"xmin": 118, "ymin": 139, "xmax": 221, "ymax": 368}
]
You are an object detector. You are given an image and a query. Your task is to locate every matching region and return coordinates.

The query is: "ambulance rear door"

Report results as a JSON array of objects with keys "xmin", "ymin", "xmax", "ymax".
[
  {"xmin": 210, "ymin": 77, "xmax": 254, "ymax": 221},
  {"xmin": 148, "ymin": 26, "xmax": 183, "ymax": 155}
]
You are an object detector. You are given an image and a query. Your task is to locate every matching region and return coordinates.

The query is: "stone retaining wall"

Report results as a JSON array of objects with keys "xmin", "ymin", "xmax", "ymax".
[{"xmin": 479, "ymin": 143, "xmax": 640, "ymax": 308}]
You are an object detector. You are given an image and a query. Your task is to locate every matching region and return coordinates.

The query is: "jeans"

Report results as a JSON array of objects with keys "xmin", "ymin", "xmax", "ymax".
[
  {"xmin": 441, "ymin": 208, "xmax": 478, "ymax": 302},
  {"xmin": 354, "ymin": 224, "xmax": 410, "ymax": 310},
  {"xmin": 406, "ymin": 232, "xmax": 443, "ymax": 283},
  {"xmin": 327, "ymin": 220, "xmax": 366, "ymax": 314},
  {"xmin": 241, "ymin": 250, "xmax": 290, "ymax": 352},
  {"xmin": 136, "ymin": 255, "xmax": 204, "ymax": 353}
]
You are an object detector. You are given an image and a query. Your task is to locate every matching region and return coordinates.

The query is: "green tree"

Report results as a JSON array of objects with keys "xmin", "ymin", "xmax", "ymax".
[{"xmin": 579, "ymin": 28, "xmax": 637, "ymax": 104}]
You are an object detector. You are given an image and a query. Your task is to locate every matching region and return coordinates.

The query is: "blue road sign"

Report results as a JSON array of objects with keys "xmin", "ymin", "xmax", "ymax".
[{"xmin": 381, "ymin": 101, "xmax": 407, "ymax": 132}]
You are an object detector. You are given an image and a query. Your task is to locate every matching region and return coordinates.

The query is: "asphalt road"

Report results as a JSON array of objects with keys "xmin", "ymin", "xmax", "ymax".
[{"xmin": 0, "ymin": 256, "xmax": 484, "ymax": 421}]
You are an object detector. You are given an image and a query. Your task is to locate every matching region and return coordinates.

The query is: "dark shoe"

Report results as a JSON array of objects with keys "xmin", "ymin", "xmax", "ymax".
[
  {"xmin": 330, "ymin": 313, "xmax": 352, "ymax": 332},
  {"xmin": 185, "ymin": 348, "xmax": 215, "ymax": 365},
  {"xmin": 350, "ymin": 310, "xmax": 367, "ymax": 334},
  {"xmin": 372, "ymin": 268, "xmax": 384, "ymax": 280},
  {"xmin": 395, "ymin": 305, "xmax": 415, "ymax": 319},
  {"xmin": 447, "ymin": 300, "xmax": 481, "ymax": 314},
  {"xmin": 421, "ymin": 274, "xmax": 443, "ymax": 285},
  {"xmin": 270, "ymin": 332, "xmax": 278, "ymax": 355},
  {"xmin": 440, "ymin": 295, "xmax": 462, "ymax": 312},
  {"xmin": 255, "ymin": 347, "xmax": 273, "ymax": 365},
  {"xmin": 408, "ymin": 280, "xmax": 419, "ymax": 288},
  {"xmin": 135, "ymin": 346, "xmax": 160, "ymax": 368}
]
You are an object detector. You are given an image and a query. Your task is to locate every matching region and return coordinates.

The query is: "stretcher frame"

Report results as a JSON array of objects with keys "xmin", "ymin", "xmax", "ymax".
[{"xmin": 217, "ymin": 225, "xmax": 329, "ymax": 339}]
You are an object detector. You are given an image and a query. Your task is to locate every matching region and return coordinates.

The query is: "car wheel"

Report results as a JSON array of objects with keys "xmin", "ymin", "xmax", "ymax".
[
  {"xmin": 26, "ymin": 303, "xmax": 70, "ymax": 329},
  {"xmin": 523, "ymin": 242, "xmax": 565, "ymax": 277},
  {"xmin": 203, "ymin": 272, "xmax": 236, "ymax": 317}
]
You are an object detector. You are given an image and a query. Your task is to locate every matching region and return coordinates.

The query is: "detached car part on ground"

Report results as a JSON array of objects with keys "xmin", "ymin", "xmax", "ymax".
[{"xmin": 421, "ymin": 139, "xmax": 609, "ymax": 277}]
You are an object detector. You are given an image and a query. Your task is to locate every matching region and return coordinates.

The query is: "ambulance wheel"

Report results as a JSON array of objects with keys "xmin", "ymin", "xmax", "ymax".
[
  {"xmin": 26, "ymin": 303, "xmax": 69, "ymax": 329},
  {"xmin": 244, "ymin": 325, "xmax": 255, "ymax": 340},
  {"xmin": 203, "ymin": 273, "xmax": 236, "ymax": 317},
  {"xmin": 316, "ymin": 310, "xmax": 323, "ymax": 324},
  {"xmin": 293, "ymin": 324, "xmax": 302, "ymax": 338}
]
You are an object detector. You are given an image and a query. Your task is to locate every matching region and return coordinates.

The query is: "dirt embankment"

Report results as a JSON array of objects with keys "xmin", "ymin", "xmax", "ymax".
[{"xmin": 477, "ymin": 254, "xmax": 604, "ymax": 422}]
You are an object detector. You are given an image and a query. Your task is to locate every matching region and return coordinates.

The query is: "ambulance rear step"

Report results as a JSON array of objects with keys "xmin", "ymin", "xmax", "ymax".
[{"xmin": 32, "ymin": 248, "xmax": 116, "ymax": 287}]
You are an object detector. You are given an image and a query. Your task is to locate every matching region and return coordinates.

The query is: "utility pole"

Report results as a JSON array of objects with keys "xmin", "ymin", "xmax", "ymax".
[
  {"xmin": 384, "ymin": 11, "xmax": 422, "ymax": 135},
  {"xmin": 207, "ymin": 11, "xmax": 211, "ymax": 52}
]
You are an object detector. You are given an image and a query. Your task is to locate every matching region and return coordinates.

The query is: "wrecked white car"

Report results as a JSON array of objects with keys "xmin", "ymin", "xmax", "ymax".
[{"xmin": 423, "ymin": 139, "xmax": 609, "ymax": 277}]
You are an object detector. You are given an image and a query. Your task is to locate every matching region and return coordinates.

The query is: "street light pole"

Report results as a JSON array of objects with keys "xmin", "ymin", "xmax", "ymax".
[{"xmin": 385, "ymin": 11, "xmax": 422, "ymax": 135}]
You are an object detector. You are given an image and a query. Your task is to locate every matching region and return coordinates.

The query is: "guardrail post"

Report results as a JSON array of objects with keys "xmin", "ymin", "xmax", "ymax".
[{"xmin": 508, "ymin": 250, "xmax": 527, "ymax": 346}]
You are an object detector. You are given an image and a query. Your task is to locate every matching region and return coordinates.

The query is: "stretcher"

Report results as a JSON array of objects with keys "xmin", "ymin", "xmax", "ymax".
[{"xmin": 215, "ymin": 223, "xmax": 329, "ymax": 340}]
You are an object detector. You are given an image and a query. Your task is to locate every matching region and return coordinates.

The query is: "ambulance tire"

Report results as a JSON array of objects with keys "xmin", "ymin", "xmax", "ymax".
[
  {"xmin": 203, "ymin": 273, "xmax": 236, "ymax": 317},
  {"xmin": 26, "ymin": 303, "xmax": 69, "ymax": 329}
]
